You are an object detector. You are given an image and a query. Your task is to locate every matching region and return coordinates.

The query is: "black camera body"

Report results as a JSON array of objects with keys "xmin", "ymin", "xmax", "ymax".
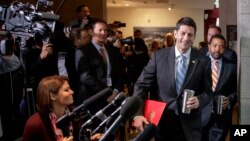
[
  {"xmin": 120, "ymin": 36, "xmax": 133, "ymax": 45},
  {"xmin": 0, "ymin": 1, "xmax": 60, "ymax": 53},
  {"xmin": 1, "ymin": 2, "xmax": 59, "ymax": 37},
  {"xmin": 113, "ymin": 21, "xmax": 126, "ymax": 28},
  {"xmin": 111, "ymin": 36, "xmax": 133, "ymax": 45}
]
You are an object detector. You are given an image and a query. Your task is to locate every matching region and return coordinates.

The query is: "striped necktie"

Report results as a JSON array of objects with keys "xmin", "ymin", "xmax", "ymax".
[
  {"xmin": 212, "ymin": 60, "xmax": 219, "ymax": 91},
  {"xmin": 176, "ymin": 55, "xmax": 187, "ymax": 94}
]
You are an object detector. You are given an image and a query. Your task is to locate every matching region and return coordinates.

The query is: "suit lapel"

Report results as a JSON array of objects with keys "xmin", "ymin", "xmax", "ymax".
[
  {"xmin": 168, "ymin": 47, "xmax": 178, "ymax": 96},
  {"xmin": 215, "ymin": 60, "xmax": 229, "ymax": 92}
]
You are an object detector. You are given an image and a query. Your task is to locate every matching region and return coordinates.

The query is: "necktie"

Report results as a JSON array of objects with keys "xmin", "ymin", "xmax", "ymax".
[
  {"xmin": 212, "ymin": 60, "xmax": 219, "ymax": 91},
  {"xmin": 176, "ymin": 55, "xmax": 187, "ymax": 94},
  {"xmin": 99, "ymin": 48, "xmax": 107, "ymax": 64}
]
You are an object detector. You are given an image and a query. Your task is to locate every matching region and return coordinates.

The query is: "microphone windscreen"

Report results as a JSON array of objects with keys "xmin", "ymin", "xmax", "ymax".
[
  {"xmin": 120, "ymin": 96, "xmax": 141, "ymax": 119},
  {"xmin": 39, "ymin": 12, "xmax": 60, "ymax": 20},
  {"xmin": 113, "ymin": 92, "xmax": 127, "ymax": 105},
  {"xmin": 84, "ymin": 87, "xmax": 112, "ymax": 106}
]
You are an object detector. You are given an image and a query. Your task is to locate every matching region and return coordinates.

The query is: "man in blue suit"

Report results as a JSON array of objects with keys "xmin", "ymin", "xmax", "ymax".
[
  {"xmin": 133, "ymin": 17, "xmax": 212, "ymax": 141},
  {"xmin": 201, "ymin": 34, "xmax": 237, "ymax": 141}
]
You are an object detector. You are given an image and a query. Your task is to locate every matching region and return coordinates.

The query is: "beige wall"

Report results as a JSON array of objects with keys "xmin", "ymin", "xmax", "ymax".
[
  {"xmin": 220, "ymin": 0, "xmax": 237, "ymax": 38},
  {"xmin": 107, "ymin": 8, "xmax": 204, "ymax": 47}
]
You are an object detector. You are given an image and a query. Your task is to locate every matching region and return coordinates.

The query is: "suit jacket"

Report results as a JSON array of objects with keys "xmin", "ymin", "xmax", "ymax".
[
  {"xmin": 133, "ymin": 46, "xmax": 212, "ymax": 141},
  {"xmin": 201, "ymin": 57, "xmax": 237, "ymax": 127},
  {"xmin": 75, "ymin": 42, "xmax": 123, "ymax": 113}
]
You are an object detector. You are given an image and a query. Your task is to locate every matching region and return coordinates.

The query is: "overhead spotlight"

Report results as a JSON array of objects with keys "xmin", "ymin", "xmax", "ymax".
[{"xmin": 168, "ymin": 3, "xmax": 175, "ymax": 10}]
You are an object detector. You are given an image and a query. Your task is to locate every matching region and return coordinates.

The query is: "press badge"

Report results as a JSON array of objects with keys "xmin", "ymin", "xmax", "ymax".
[{"xmin": 107, "ymin": 77, "xmax": 112, "ymax": 86}]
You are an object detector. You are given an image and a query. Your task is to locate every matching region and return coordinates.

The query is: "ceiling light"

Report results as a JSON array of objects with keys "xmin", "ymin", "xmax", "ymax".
[{"xmin": 168, "ymin": 3, "xmax": 175, "ymax": 10}]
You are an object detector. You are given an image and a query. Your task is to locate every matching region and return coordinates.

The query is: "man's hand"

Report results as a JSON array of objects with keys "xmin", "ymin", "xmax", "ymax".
[
  {"xmin": 133, "ymin": 115, "xmax": 149, "ymax": 132},
  {"xmin": 90, "ymin": 133, "xmax": 103, "ymax": 141},
  {"xmin": 107, "ymin": 91, "xmax": 118, "ymax": 103},
  {"xmin": 113, "ymin": 39, "xmax": 122, "ymax": 48},
  {"xmin": 62, "ymin": 136, "xmax": 73, "ymax": 141},
  {"xmin": 40, "ymin": 43, "xmax": 53, "ymax": 60},
  {"xmin": 186, "ymin": 96, "xmax": 199, "ymax": 109}
]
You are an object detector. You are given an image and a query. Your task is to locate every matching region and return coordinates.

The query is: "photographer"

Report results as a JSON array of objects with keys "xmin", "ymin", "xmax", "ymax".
[
  {"xmin": 69, "ymin": 4, "xmax": 93, "ymax": 29},
  {"xmin": 24, "ymin": 36, "xmax": 57, "ymax": 88},
  {"xmin": 18, "ymin": 30, "xmax": 59, "ymax": 120},
  {"xmin": 0, "ymin": 33, "xmax": 24, "ymax": 141}
]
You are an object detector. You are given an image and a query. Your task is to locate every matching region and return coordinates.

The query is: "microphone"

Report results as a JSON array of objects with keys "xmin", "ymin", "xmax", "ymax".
[
  {"xmin": 81, "ymin": 92, "xmax": 127, "ymax": 128},
  {"xmin": 38, "ymin": 12, "xmax": 60, "ymax": 20},
  {"xmin": 56, "ymin": 87, "xmax": 112, "ymax": 129},
  {"xmin": 83, "ymin": 87, "xmax": 112, "ymax": 107},
  {"xmin": 100, "ymin": 96, "xmax": 141, "ymax": 141},
  {"xmin": 91, "ymin": 97, "xmax": 129, "ymax": 135},
  {"xmin": 91, "ymin": 106, "xmax": 121, "ymax": 135},
  {"xmin": 133, "ymin": 123, "xmax": 157, "ymax": 141}
]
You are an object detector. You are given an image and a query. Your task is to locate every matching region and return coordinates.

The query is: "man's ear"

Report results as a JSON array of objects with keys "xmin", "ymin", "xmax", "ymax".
[
  {"xmin": 50, "ymin": 92, "xmax": 56, "ymax": 101},
  {"xmin": 174, "ymin": 30, "xmax": 177, "ymax": 38}
]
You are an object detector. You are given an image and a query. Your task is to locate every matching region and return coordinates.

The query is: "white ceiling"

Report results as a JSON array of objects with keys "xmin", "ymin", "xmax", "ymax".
[{"xmin": 107, "ymin": 0, "xmax": 215, "ymax": 9}]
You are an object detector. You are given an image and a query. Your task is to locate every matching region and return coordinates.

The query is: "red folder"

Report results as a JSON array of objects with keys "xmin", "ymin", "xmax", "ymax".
[{"xmin": 143, "ymin": 100, "xmax": 167, "ymax": 126}]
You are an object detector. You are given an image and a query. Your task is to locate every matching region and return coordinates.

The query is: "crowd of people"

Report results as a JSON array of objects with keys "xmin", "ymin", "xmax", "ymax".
[{"xmin": 0, "ymin": 3, "xmax": 237, "ymax": 141}]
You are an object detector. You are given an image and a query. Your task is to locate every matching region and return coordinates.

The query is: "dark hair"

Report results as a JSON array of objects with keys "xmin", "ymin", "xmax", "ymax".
[
  {"xmin": 199, "ymin": 41, "xmax": 207, "ymax": 48},
  {"xmin": 176, "ymin": 17, "xmax": 197, "ymax": 34},
  {"xmin": 209, "ymin": 25, "xmax": 222, "ymax": 34},
  {"xmin": 209, "ymin": 34, "xmax": 226, "ymax": 45},
  {"xmin": 36, "ymin": 75, "xmax": 69, "ymax": 113},
  {"xmin": 89, "ymin": 18, "xmax": 108, "ymax": 30},
  {"xmin": 134, "ymin": 29, "xmax": 142, "ymax": 36},
  {"xmin": 134, "ymin": 38, "xmax": 148, "ymax": 53},
  {"xmin": 76, "ymin": 4, "xmax": 88, "ymax": 13},
  {"xmin": 107, "ymin": 28, "xmax": 116, "ymax": 37},
  {"xmin": 69, "ymin": 28, "xmax": 88, "ymax": 41}
]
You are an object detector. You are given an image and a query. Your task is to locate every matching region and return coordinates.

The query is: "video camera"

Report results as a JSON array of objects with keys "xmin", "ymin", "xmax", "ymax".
[
  {"xmin": 109, "ymin": 36, "xmax": 133, "ymax": 45},
  {"xmin": 112, "ymin": 21, "xmax": 126, "ymax": 28},
  {"xmin": 117, "ymin": 36, "xmax": 133, "ymax": 45},
  {"xmin": 0, "ymin": 0, "xmax": 60, "ymax": 53}
]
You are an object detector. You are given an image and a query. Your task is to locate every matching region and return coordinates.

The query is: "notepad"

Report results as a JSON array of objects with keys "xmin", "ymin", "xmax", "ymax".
[{"xmin": 143, "ymin": 100, "xmax": 167, "ymax": 126}]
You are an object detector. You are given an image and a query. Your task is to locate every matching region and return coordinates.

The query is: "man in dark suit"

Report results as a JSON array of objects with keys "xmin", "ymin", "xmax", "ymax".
[
  {"xmin": 200, "ymin": 26, "xmax": 237, "ymax": 63},
  {"xmin": 69, "ymin": 4, "xmax": 91, "ymax": 29},
  {"xmin": 75, "ymin": 19, "xmax": 123, "ymax": 113},
  {"xmin": 201, "ymin": 34, "xmax": 237, "ymax": 141},
  {"xmin": 132, "ymin": 17, "xmax": 212, "ymax": 141}
]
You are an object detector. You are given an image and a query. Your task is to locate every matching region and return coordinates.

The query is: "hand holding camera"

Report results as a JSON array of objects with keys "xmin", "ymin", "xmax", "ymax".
[{"xmin": 40, "ymin": 42, "xmax": 53, "ymax": 60}]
